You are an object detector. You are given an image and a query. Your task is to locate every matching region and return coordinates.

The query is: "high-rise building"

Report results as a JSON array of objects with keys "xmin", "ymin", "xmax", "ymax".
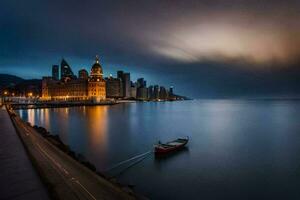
[
  {"xmin": 117, "ymin": 71, "xmax": 131, "ymax": 98},
  {"xmin": 153, "ymin": 85, "xmax": 159, "ymax": 100},
  {"xmin": 159, "ymin": 86, "xmax": 168, "ymax": 100},
  {"xmin": 168, "ymin": 86, "xmax": 175, "ymax": 100},
  {"xmin": 137, "ymin": 78, "xmax": 146, "ymax": 88},
  {"xmin": 148, "ymin": 85, "xmax": 154, "ymax": 100},
  {"xmin": 61, "ymin": 59, "xmax": 76, "ymax": 80},
  {"xmin": 130, "ymin": 82, "xmax": 137, "ymax": 99},
  {"xmin": 52, "ymin": 65, "xmax": 59, "ymax": 80},
  {"xmin": 137, "ymin": 87, "xmax": 148, "ymax": 100},
  {"xmin": 78, "ymin": 69, "xmax": 89, "ymax": 79},
  {"xmin": 123, "ymin": 73, "xmax": 130, "ymax": 98},
  {"xmin": 169, "ymin": 86, "xmax": 174, "ymax": 95},
  {"xmin": 105, "ymin": 76, "xmax": 122, "ymax": 98}
]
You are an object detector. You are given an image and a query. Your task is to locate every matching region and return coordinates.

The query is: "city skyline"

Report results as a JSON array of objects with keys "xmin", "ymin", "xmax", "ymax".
[
  {"xmin": 39, "ymin": 56, "xmax": 180, "ymax": 102},
  {"xmin": 1, "ymin": 0, "xmax": 300, "ymax": 98}
]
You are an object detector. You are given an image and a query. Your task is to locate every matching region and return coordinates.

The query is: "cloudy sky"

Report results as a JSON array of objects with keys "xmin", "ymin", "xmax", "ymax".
[{"xmin": 1, "ymin": 0, "xmax": 300, "ymax": 98}]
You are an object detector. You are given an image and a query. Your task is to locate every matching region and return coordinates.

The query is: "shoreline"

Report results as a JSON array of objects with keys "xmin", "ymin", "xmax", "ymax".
[
  {"xmin": 6, "ymin": 105, "xmax": 146, "ymax": 200},
  {"xmin": 9, "ymin": 99, "xmax": 189, "ymax": 110}
]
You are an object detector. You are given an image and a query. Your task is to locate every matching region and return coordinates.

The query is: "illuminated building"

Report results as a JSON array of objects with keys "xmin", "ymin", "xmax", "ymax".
[
  {"xmin": 42, "ymin": 56, "xmax": 106, "ymax": 101},
  {"xmin": 88, "ymin": 56, "xmax": 106, "ymax": 101}
]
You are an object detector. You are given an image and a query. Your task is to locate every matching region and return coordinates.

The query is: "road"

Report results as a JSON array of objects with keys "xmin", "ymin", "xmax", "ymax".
[
  {"xmin": 0, "ymin": 105, "xmax": 50, "ymax": 200},
  {"xmin": 9, "ymin": 107, "xmax": 137, "ymax": 200}
]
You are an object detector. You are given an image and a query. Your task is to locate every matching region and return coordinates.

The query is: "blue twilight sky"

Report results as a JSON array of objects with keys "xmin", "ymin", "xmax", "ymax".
[{"xmin": 1, "ymin": 0, "xmax": 300, "ymax": 98}]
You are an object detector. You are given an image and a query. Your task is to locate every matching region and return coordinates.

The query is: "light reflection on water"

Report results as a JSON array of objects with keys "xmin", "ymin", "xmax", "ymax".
[{"xmin": 17, "ymin": 100, "xmax": 300, "ymax": 200}]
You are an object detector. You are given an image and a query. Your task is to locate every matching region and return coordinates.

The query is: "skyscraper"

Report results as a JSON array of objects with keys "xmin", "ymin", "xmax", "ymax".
[
  {"xmin": 159, "ymin": 86, "xmax": 168, "ymax": 100},
  {"xmin": 137, "ymin": 78, "xmax": 146, "ymax": 88},
  {"xmin": 130, "ymin": 82, "xmax": 137, "ymax": 99},
  {"xmin": 117, "ymin": 71, "xmax": 131, "ymax": 98},
  {"xmin": 154, "ymin": 85, "xmax": 159, "ymax": 100},
  {"xmin": 61, "ymin": 59, "xmax": 75, "ymax": 80},
  {"xmin": 137, "ymin": 87, "xmax": 148, "ymax": 100},
  {"xmin": 52, "ymin": 65, "xmax": 59, "ymax": 80},
  {"xmin": 148, "ymin": 85, "xmax": 154, "ymax": 100},
  {"xmin": 169, "ymin": 86, "xmax": 175, "ymax": 100}
]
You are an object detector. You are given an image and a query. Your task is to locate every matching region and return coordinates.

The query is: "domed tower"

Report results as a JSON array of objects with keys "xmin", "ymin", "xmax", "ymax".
[
  {"xmin": 90, "ymin": 55, "xmax": 103, "ymax": 80},
  {"xmin": 88, "ymin": 55, "xmax": 106, "ymax": 101}
]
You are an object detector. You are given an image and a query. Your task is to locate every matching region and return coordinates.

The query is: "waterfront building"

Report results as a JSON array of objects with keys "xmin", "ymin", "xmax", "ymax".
[
  {"xmin": 117, "ymin": 71, "xmax": 131, "ymax": 98},
  {"xmin": 105, "ymin": 75, "xmax": 122, "ymax": 98},
  {"xmin": 169, "ymin": 86, "xmax": 175, "ymax": 100},
  {"xmin": 137, "ymin": 78, "xmax": 146, "ymax": 88},
  {"xmin": 148, "ymin": 85, "xmax": 154, "ymax": 100},
  {"xmin": 61, "ymin": 59, "xmax": 76, "ymax": 80},
  {"xmin": 52, "ymin": 65, "xmax": 59, "ymax": 80},
  {"xmin": 159, "ymin": 86, "xmax": 168, "ymax": 100},
  {"xmin": 153, "ymin": 85, "xmax": 159, "ymax": 100},
  {"xmin": 88, "ymin": 56, "xmax": 106, "ymax": 101},
  {"xmin": 42, "ymin": 56, "xmax": 106, "ymax": 101},
  {"xmin": 78, "ymin": 69, "xmax": 89, "ymax": 79},
  {"xmin": 169, "ymin": 86, "xmax": 174, "ymax": 95},
  {"xmin": 137, "ymin": 87, "xmax": 148, "ymax": 100},
  {"xmin": 130, "ymin": 82, "xmax": 137, "ymax": 99}
]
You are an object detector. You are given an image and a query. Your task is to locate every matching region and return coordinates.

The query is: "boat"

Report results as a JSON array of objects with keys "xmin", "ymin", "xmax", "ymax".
[{"xmin": 154, "ymin": 137, "xmax": 189, "ymax": 155}]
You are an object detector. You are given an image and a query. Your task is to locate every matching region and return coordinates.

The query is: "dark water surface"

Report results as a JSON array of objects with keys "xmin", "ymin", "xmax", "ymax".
[{"xmin": 18, "ymin": 100, "xmax": 300, "ymax": 199}]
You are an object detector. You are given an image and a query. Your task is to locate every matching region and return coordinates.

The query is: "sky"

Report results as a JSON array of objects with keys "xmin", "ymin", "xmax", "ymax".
[{"xmin": 0, "ymin": 0, "xmax": 300, "ymax": 98}]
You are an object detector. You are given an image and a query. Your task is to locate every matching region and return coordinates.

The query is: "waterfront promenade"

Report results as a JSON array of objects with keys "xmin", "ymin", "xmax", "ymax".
[
  {"xmin": 0, "ymin": 105, "xmax": 50, "ymax": 200},
  {"xmin": 7, "ymin": 106, "xmax": 137, "ymax": 200}
]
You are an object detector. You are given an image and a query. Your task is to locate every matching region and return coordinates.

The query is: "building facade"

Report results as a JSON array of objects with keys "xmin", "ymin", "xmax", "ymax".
[
  {"xmin": 42, "ymin": 56, "xmax": 106, "ymax": 101},
  {"xmin": 105, "ymin": 76, "xmax": 122, "ymax": 98},
  {"xmin": 61, "ymin": 59, "xmax": 76, "ymax": 80},
  {"xmin": 117, "ymin": 71, "xmax": 131, "ymax": 98}
]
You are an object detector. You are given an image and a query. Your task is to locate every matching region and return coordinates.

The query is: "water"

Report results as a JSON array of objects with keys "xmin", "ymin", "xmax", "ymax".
[{"xmin": 18, "ymin": 100, "xmax": 300, "ymax": 199}]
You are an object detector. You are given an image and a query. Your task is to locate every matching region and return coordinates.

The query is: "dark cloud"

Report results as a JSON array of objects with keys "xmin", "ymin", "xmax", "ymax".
[{"xmin": 0, "ymin": 0, "xmax": 300, "ymax": 97}]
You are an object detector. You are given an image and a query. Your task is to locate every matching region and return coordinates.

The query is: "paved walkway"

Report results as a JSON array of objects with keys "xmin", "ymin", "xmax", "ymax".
[{"xmin": 0, "ymin": 106, "xmax": 50, "ymax": 200}]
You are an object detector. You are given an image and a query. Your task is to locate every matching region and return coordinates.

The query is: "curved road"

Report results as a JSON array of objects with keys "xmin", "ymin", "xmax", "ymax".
[{"xmin": 9, "ymin": 108, "xmax": 137, "ymax": 200}]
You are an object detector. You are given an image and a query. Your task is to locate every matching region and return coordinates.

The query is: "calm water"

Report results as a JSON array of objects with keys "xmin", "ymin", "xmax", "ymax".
[{"xmin": 18, "ymin": 100, "xmax": 300, "ymax": 199}]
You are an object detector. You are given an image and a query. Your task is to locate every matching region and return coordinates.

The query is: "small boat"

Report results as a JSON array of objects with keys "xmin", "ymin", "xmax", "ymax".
[{"xmin": 154, "ymin": 137, "xmax": 189, "ymax": 155}]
